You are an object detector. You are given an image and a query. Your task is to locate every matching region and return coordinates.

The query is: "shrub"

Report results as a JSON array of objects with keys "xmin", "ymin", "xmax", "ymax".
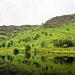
[
  {"xmin": 1, "ymin": 56, "xmax": 5, "ymax": 60},
  {"xmin": 25, "ymin": 37, "xmax": 31, "ymax": 42},
  {"xmin": 22, "ymin": 39, "xmax": 25, "ymax": 41},
  {"xmin": 41, "ymin": 41, "xmax": 45, "ymax": 47},
  {"xmin": 7, "ymin": 54, "xmax": 10, "ymax": 60},
  {"xmin": 32, "ymin": 44, "xmax": 34, "ymax": 47},
  {"xmin": 13, "ymin": 48, "xmax": 19, "ymax": 55},
  {"xmin": 53, "ymin": 37, "xmax": 74, "ymax": 47},
  {"xmin": 50, "ymin": 33, "xmax": 52, "ymax": 36},
  {"xmin": 17, "ymin": 39, "xmax": 21, "ymax": 43},
  {"xmin": 63, "ymin": 44, "xmax": 68, "ymax": 48},
  {"xmin": 25, "ymin": 45, "xmax": 31, "ymax": 51},
  {"xmin": 7, "ymin": 42, "xmax": 10, "ymax": 47},
  {"xmin": 32, "ymin": 29, "xmax": 34, "ymax": 31},
  {"xmin": 25, "ymin": 53, "xmax": 31, "ymax": 59},
  {"xmin": 45, "ymin": 32, "xmax": 47, "ymax": 35},
  {"xmin": 1, "ymin": 42, "xmax": 5, "ymax": 47},
  {"xmin": 33, "ymin": 36, "xmax": 37, "ymax": 40},
  {"xmin": 66, "ymin": 28, "xmax": 70, "ymax": 31},
  {"xmin": 10, "ymin": 40, "xmax": 13, "ymax": 45},
  {"xmin": 37, "ymin": 43, "xmax": 38, "ymax": 45},
  {"xmin": 36, "ymin": 34, "xmax": 40, "ymax": 37},
  {"xmin": 41, "ymin": 31, "xmax": 44, "ymax": 34}
]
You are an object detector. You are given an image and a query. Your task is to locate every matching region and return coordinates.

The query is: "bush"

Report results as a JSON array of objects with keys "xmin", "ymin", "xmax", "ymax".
[
  {"xmin": 41, "ymin": 31, "xmax": 44, "ymax": 34},
  {"xmin": 50, "ymin": 33, "xmax": 52, "ymax": 36},
  {"xmin": 32, "ymin": 44, "xmax": 34, "ymax": 47},
  {"xmin": 63, "ymin": 44, "xmax": 68, "ymax": 48},
  {"xmin": 33, "ymin": 36, "xmax": 37, "ymax": 40},
  {"xmin": 25, "ymin": 37, "xmax": 31, "ymax": 42},
  {"xmin": 7, "ymin": 42, "xmax": 10, "ymax": 47},
  {"xmin": 13, "ymin": 48, "xmax": 19, "ymax": 55},
  {"xmin": 7, "ymin": 54, "xmax": 10, "ymax": 60},
  {"xmin": 25, "ymin": 45, "xmax": 31, "ymax": 51},
  {"xmin": 45, "ymin": 32, "xmax": 47, "ymax": 35},
  {"xmin": 53, "ymin": 37, "xmax": 74, "ymax": 47},
  {"xmin": 22, "ymin": 39, "xmax": 25, "ymax": 41},
  {"xmin": 17, "ymin": 39, "xmax": 21, "ymax": 43},
  {"xmin": 66, "ymin": 28, "xmax": 70, "ymax": 31},
  {"xmin": 41, "ymin": 41, "xmax": 45, "ymax": 47},
  {"xmin": 36, "ymin": 34, "xmax": 40, "ymax": 37},
  {"xmin": 1, "ymin": 42, "xmax": 5, "ymax": 47},
  {"xmin": 10, "ymin": 40, "xmax": 13, "ymax": 45}
]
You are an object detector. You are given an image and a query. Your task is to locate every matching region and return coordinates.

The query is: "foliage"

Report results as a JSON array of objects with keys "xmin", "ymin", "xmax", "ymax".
[
  {"xmin": 13, "ymin": 48, "xmax": 19, "ymax": 55},
  {"xmin": 45, "ymin": 32, "xmax": 47, "ymax": 35},
  {"xmin": 7, "ymin": 42, "xmax": 10, "ymax": 47},
  {"xmin": 25, "ymin": 45, "xmax": 31, "ymax": 51},
  {"xmin": 0, "ymin": 42, "xmax": 6, "ymax": 47},
  {"xmin": 41, "ymin": 41, "xmax": 45, "ymax": 47},
  {"xmin": 63, "ymin": 44, "xmax": 68, "ymax": 48},
  {"xmin": 50, "ymin": 33, "xmax": 52, "ymax": 36},
  {"xmin": 53, "ymin": 37, "xmax": 74, "ymax": 47},
  {"xmin": 25, "ymin": 37, "xmax": 31, "ymax": 42}
]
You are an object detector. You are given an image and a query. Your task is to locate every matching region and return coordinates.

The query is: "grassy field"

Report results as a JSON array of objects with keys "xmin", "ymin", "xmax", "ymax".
[{"xmin": 0, "ymin": 22, "xmax": 75, "ymax": 52}]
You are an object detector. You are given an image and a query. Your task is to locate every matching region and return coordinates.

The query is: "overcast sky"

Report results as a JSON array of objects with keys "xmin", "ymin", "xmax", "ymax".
[{"xmin": 0, "ymin": 0, "xmax": 75, "ymax": 25}]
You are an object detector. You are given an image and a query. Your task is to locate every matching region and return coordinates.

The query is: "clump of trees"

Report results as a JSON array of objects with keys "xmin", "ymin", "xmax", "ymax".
[
  {"xmin": 7, "ymin": 40, "xmax": 13, "ymax": 47},
  {"xmin": 53, "ymin": 37, "xmax": 74, "ymax": 47},
  {"xmin": 22, "ymin": 37, "xmax": 31, "ymax": 42},
  {"xmin": 33, "ymin": 34, "xmax": 40, "ymax": 40},
  {"xmin": 25, "ymin": 37, "xmax": 31, "ymax": 42}
]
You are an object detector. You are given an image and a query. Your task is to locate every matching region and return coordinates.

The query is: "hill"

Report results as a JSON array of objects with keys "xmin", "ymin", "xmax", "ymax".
[
  {"xmin": 0, "ymin": 25, "xmax": 38, "ymax": 42},
  {"xmin": 44, "ymin": 14, "xmax": 75, "ymax": 26},
  {"xmin": 0, "ymin": 13, "xmax": 75, "ymax": 52}
]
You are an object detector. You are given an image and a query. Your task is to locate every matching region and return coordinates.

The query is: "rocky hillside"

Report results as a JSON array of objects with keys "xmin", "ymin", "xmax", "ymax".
[
  {"xmin": 44, "ymin": 14, "xmax": 75, "ymax": 26},
  {"xmin": 0, "ymin": 25, "xmax": 38, "ymax": 33}
]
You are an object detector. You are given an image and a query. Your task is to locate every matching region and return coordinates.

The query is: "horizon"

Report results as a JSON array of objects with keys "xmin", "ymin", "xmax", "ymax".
[{"xmin": 0, "ymin": 13, "xmax": 74, "ymax": 26}]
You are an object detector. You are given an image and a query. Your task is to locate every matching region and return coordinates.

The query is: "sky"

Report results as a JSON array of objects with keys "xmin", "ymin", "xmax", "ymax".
[{"xmin": 0, "ymin": 0, "xmax": 75, "ymax": 25}]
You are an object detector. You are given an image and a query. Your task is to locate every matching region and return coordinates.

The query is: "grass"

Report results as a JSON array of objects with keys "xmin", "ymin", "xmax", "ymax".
[{"xmin": 0, "ymin": 22, "xmax": 75, "ymax": 52}]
